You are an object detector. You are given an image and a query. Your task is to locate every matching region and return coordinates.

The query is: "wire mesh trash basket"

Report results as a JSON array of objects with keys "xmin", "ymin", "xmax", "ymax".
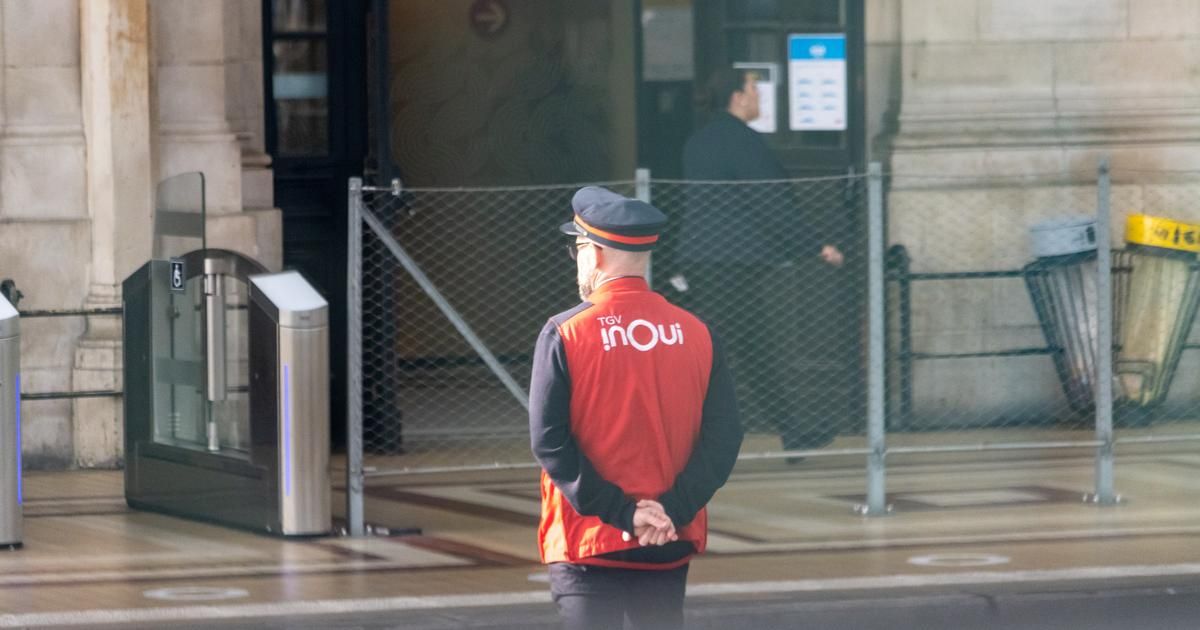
[
  {"xmin": 1026, "ymin": 214, "xmax": 1200, "ymax": 418},
  {"xmin": 1113, "ymin": 215, "xmax": 1200, "ymax": 409},
  {"xmin": 1023, "ymin": 217, "xmax": 1102, "ymax": 414}
]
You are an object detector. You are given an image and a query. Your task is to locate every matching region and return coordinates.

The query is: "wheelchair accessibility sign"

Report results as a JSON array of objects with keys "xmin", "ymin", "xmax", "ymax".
[{"xmin": 169, "ymin": 258, "xmax": 186, "ymax": 293}]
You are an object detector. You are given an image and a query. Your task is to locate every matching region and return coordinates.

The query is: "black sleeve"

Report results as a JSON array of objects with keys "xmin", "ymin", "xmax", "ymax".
[
  {"xmin": 740, "ymin": 129, "xmax": 823, "ymax": 258},
  {"xmin": 737, "ymin": 131, "xmax": 789, "ymax": 180},
  {"xmin": 797, "ymin": 187, "xmax": 825, "ymax": 260},
  {"xmin": 656, "ymin": 327, "xmax": 743, "ymax": 528},
  {"xmin": 682, "ymin": 135, "xmax": 728, "ymax": 181},
  {"xmin": 529, "ymin": 320, "xmax": 637, "ymax": 533}
]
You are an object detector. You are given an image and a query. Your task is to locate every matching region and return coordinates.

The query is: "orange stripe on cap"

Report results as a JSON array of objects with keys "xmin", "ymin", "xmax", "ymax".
[{"xmin": 574, "ymin": 216, "xmax": 659, "ymax": 246}]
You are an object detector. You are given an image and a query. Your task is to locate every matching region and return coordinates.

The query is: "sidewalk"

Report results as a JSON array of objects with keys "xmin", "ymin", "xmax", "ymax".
[{"xmin": 3, "ymin": 445, "xmax": 1200, "ymax": 627}]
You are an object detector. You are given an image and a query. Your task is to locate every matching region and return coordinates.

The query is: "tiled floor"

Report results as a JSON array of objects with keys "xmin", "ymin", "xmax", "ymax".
[{"xmin": 3, "ymin": 444, "xmax": 1200, "ymax": 627}]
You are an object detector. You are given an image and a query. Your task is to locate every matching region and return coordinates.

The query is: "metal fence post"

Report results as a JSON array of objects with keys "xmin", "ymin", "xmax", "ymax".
[
  {"xmin": 863, "ymin": 162, "xmax": 889, "ymax": 516},
  {"xmin": 636, "ymin": 168, "xmax": 653, "ymax": 287},
  {"xmin": 346, "ymin": 177, "xmax": 366, "ymax": 536},
  {"xmin": 1093, "ymin": 158, "xmax": 1117, "ymax": 505}
]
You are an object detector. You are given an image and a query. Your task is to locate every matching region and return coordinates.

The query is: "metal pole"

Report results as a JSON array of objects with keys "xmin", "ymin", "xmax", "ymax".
[
  {"xmin": 346, "ymin": 178, "xmax": 365, "ymax": 536},
  {"xmin": 634, "ymin": 168, "xmax": 651, "ymax": 202},
  {"xmin": 864, "ymin": 162, "xmax": 889, "ymax": 516},
  {"xmin": 635, "ymin": 168, "xmax": 652, "ymax": 287},
  {"xmin": 1093, "ymin": 158, "xmax": 1117, "ymax": 505},
  {"xmin": 0, "ymin": 294, "xmax": 21, "ymax": 548},
  {"xmin": 204, "ymin": 272, "xmax": 227, "ymax": 453}
]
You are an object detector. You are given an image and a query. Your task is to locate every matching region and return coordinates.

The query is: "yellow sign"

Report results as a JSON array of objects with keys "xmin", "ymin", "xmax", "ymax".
[{"xmin": 1126, "ymin": 214, "xmax": 1200, "ymax": 253}]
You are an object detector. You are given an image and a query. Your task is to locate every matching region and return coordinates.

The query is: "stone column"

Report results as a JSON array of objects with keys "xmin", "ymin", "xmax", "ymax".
[
  {"xmin": 865, "ymin": 0, "xmax": 901, "ymax": 159},
  {"xmin": 885, "ymin": 0, "xmax": 1200, "ymax": 422},
  {"xmin": 152, "ymin": 0, "xmax": 270, "ymax": 264},
  {"xmin": 0, "ymin": 0, "xmax": 89, "ymax": 468},
  {"xmin": 73, "ymin": 0, "xmax": 154, "ymax": 467},
  {"xmin": 224, "ymin": 0, "xmax": 281, "ymax": 270}
]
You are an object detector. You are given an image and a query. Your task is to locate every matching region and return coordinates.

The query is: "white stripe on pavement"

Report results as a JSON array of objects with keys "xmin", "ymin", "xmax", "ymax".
[{"xmin": 6, "ymin": 563, "xmax": 1200, "ymax": 627}]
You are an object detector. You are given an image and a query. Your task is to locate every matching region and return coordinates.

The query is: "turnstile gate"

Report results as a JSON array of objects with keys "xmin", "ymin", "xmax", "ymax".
[
  {"xmin": 122, "ymin": 249, "xmax": 331, "ymax": 536},
  {"xmin": 0, "ymin": 292, "xmax": 19, "ymax": 548}
]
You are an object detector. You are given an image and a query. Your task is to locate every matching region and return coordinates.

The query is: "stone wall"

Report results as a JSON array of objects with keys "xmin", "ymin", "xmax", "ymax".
[
  {"xmin": 0, "ymin": 0, "xmax": 278, "ymax": 468},
  {"xmin": 2, "ymin": 0, "xmax": 89, "ymax": 467},
  {"xmin": 865, "ymin": 0, "xmax": 902, "ymax": 161},
  {"xmin": 10, "ymin": 0, "xmax": 1200, "ymax": 465},
  {"xmin": 883, "ymin": 0, "xmax": 1200, "ymax": 423},
  {"xmin": 387, "ymin": 0, "xmax": 637, "ymax": 185}
]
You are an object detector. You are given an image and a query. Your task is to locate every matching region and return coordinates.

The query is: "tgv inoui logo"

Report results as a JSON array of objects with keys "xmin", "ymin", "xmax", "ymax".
[{"xmin": 597, "ymin": 316, "xmax": 684, "ymax": 352}]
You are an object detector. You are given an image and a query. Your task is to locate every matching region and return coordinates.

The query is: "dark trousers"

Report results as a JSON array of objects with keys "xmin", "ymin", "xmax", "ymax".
[
  {"xmin": 680, "ymin": 262, "xmax": 847, "ymax": 451},
  {"xmin": 548, "ymin": 563, "xmax": 690, "ymax": 630}
]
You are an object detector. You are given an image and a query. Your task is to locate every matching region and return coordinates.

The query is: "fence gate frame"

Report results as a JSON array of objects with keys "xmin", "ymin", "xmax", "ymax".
[{"xmin": 342, "ymin": 159, "xmax": 1200, "ymax": 537}]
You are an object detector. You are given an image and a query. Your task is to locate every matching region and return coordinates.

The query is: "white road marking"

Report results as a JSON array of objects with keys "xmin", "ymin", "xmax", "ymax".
[
  {"xmin": 7, "ymin": 563, "xmax": 1200, "ymax": 627},
  {"xmin": 143, "ymin": 587, "xmax": 250, "ymax": 602},
  {"xmin": 908, "ymin": 553, "xmax": 1010, "ymax": 567}
]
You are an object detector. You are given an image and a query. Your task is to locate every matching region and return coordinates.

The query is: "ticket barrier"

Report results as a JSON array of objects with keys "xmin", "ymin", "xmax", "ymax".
[
  {"xmin": 0, "ymin": 293, "xmax": 19, "ymax": 548},
  {"xmin": 123, "ymin": 249, "xmax": 330, "ymax": 535}
]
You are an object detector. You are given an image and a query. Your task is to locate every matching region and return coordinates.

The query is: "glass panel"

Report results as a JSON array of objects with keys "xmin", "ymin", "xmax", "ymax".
[
  {"xmin": 148, "ymin": 170, "xmax": 252, "ymax": 458},
  {"xmin": 782, "ymin": 0, "xmax": 842, "ymax": 24},
  {"xmin": 727, "ymin": 0, "xmax": 780, "ymax": 20},
  {"xmin": 727, "ymin": 30, "xmax": 783, "ymax": 65},
  {"xmin": 154, "ymin": 172, "xmax": 205, "ymax": 261},
  {"xmin": 272, "ymin": 0, "xmax": 327, "ymax": 33},
  {"xmin": 149, "ymin": 269, "xmax": 252, "ymax": 459},
  {"xmin": 796, "ymin": 131, "xmax": 844, "ymax": 147},
  {"xmin": 210, "ymin": 275, "xmax": 251, "ymax": 455},
  {"xmin": 273, "ymin": 39, "xmax": 329, "ymax": 156},
  {"xmin": 726, "ymin": 28, "xmax": 848, "ymax": 149},
  {"xmin": 728, "ymin": 0, "xmax": 842, "ymax": 24},
  {"xmin": 152, "ymin": 272, "xmax": 208, "ymax": 449}
]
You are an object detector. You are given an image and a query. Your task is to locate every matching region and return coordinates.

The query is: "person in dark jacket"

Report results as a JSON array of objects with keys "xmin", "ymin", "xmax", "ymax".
[
  {"xmin": 530, "ymin": 186, "xmax": 743, "ymax": 630},
  {"xmin": 677, "ymin": 67, "xmax": 844, "ymax": 454}
]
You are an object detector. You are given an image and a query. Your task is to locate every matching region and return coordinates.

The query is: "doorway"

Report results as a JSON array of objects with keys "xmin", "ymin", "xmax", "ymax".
[
  {"xmin": 263, "ymin": 0, "xmax": 370, "ymax": 445},
  {"xmin": 650, "ymin": 0, "xmax": 869, "ymax": 444},
  {"xmin": 692, "ymin": 0, "xmax": 865, "ymax": 176}
]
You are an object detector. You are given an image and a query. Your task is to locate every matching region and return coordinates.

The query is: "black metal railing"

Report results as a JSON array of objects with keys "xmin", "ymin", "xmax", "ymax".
[{"xmin": 12, "ymin": 289, "xmax": 123, "ymax": 401}]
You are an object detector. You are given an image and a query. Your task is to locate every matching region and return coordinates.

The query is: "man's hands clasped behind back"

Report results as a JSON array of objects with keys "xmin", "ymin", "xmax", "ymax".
[
  {"xmin": 820, "ymin": 244, "xmax": 845, "ymax": 267},
  {"xmin": 626, "ymin": 499, "xmax": 679, "ymax": 547}
]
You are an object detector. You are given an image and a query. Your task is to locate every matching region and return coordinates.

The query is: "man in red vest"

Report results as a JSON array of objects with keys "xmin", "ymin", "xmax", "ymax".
[{"xmin": 530, "ymin": 186, "xmax": 743, "ymax": 630}]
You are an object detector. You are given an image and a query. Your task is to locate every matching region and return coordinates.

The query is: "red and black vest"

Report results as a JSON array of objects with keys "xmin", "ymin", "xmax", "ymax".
[{"xmin": 530, "ymin": 277, "xmax": 741, "ymax": 569}]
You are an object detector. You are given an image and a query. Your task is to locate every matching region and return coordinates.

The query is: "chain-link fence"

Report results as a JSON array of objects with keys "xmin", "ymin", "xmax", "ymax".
[
  {"xmin": 353, "ymin": 180, "xmax": 637, "ymax": 476},
  {"xmin": 1108, "ymin": 168, "xmax": 1200, "ymax": 444},
  {"xmin": 349, "ymin": 174, "xmax": 872, "ymax": 475},
  {"xmin": 886, "ymin": 167, "xmax": 1200, "ymax": 452},
  {"xmin": 344, "ymin": 162, "xmax": 1200, "ymax": 532},
  {"xmin": 885, "ymin": 173, "xmax": 1102, "ymax": 444},
  {"xmin": 650, "ymin": 175, "xmax": 870, "ymax": 459}
]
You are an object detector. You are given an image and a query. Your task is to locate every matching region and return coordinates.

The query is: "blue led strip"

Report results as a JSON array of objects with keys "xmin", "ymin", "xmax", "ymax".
[
  {"xmin": 283, "ymin": 364, "xmax": 291, "ymax": 498},
  {"xmin": 15, "ymin": 373, "xmax": 21, "ymax": 505}
]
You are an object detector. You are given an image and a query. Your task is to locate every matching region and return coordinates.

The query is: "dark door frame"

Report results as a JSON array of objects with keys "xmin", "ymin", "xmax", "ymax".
[
  {"xmin": 263, "ymin": 0, "xmax": 369, "ymax": 172},
  {"xmin": 262, "ymin": 0, "xmax": 370, "ymax": 446},
  {"xmin": 692, "ymin": 0, "xmax": 866, "ymax": 176}
]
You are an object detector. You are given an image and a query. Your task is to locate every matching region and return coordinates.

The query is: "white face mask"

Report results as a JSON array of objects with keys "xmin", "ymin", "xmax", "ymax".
[
  {"xmin": 579, "ymin": 267, "xmax": 604, "ymax": 301},
  {"xmin": 575, "ymin": 242, "xmax": 600, "ymax": 300}
]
